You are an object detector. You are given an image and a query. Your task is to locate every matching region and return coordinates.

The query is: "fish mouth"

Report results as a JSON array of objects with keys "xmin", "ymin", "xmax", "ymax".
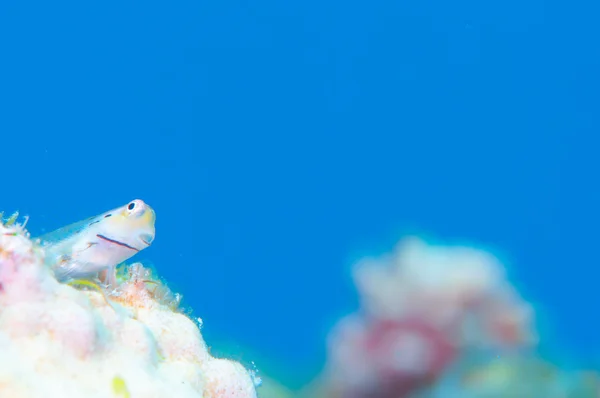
[
  {"xmin": 97, "ymin": 234, "xmax": 140, "ymax": 252},
  {"xmin": 140, "ymin": 233, "xmax": 154, "ymax": 246}
]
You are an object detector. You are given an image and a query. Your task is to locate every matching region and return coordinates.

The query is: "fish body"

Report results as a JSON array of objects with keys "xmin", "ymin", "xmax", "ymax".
[{"xmin": 37, "ymin": 199, "xmax": 156, "ymax": 288}]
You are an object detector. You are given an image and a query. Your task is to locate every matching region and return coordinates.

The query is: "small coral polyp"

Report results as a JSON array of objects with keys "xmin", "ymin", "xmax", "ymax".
[{"xmin": 0, "ymin": 217, "xmax": 258, "ymax": 398}]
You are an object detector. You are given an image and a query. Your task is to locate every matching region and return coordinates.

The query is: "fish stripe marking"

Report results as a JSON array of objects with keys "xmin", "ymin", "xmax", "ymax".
[{"xmin": 96, "ymin": 234, "xmax": 140, "ymax": 252}]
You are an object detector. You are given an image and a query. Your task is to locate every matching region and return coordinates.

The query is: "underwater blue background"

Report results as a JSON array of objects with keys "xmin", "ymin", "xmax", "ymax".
[{"xmin": 1, "ymin": 0, "xmax": 598, "ymax": 388}]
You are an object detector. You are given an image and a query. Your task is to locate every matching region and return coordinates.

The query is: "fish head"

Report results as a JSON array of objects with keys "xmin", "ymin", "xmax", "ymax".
[{"xmin": 99, "ymin": 199, "xmax": 156, "ymax": 250}]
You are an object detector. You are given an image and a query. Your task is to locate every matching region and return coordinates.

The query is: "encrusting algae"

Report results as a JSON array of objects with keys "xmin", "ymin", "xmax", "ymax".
[
  {"xmin": 0, "ymin": 202, "xmax": 259, "ymax": 398},
  {"xmin": 112, "ymin": 375, "xmax": 131, "ymax": 398}
]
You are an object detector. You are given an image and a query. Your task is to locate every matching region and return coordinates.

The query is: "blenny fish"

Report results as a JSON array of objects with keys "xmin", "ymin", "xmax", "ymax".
[{"xmin": 37, "ymin": 199, "xmax": 156, "ymax": 288}]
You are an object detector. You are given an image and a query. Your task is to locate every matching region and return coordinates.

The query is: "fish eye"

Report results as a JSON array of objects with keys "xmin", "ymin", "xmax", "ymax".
[{"xmin": 126, "ymin": 200, "xmax": 146, "ymax": 216}]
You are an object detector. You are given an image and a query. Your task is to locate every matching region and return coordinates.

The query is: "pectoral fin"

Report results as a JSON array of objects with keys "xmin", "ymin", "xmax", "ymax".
[
  {"xmin": 52, "ymin": 258, "xmax": 101, "ymax": 283},
  {"xmin": 98, "ymin": 267, "xmax": 118, "ymax": 289},
  {"xmin": 52, "ymin": 259, "xmax": 81, "ymax": 282}
]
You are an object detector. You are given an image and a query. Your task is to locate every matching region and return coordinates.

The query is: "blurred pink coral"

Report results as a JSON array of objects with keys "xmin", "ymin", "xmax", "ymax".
[
  {"xmin": 318, "ymin": 236, "xmax": 539, "ymax": 398},
  {"xmin": 325, "ymin": 315, "xmax": 456, "ymax": 398}
]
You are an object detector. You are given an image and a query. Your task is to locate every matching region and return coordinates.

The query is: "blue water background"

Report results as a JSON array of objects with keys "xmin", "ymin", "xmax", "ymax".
[{"xmin": 1, "ymin": 0, "xmax": 598, "ymax": 388}]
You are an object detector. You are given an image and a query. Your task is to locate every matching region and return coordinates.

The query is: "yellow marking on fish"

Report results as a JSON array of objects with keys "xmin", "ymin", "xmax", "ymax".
[
  {"xmin": 67, "ymin": 279, "xmax": 118, "ymax": 311},
  {"xmin": 112, "ymin": 376, "xmax": 131, "ymax": 398}
]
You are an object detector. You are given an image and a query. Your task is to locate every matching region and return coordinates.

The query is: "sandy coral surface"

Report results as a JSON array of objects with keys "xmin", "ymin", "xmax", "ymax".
[{"xmin": 0, "ymin": 218, "xmax": 259, "ymax": 398}]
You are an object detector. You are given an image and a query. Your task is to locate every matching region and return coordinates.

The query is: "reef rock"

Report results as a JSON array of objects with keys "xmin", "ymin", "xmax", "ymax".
[{"xmin": 0, "ymin": 217, "xmax": 258, "ymax": 398}]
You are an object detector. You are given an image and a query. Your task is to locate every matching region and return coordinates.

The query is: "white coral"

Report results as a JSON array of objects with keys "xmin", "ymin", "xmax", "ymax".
[{"xmin": 0, "ymin": 221, "xmax": 258, "ymax": 398}]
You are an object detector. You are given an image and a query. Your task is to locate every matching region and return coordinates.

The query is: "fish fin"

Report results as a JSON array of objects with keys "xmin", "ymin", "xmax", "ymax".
[
  {"xmin": 52, "ymin": 260, "xmax": 81, "ymax": 282},
  {"xmin": 48, "ymin": 239, "xmax": 102, "ymax": 283},
  {"xmin": 98, "ymin": 267, "xmax": 118, "ymax": 289},
  {"xmin": 36, "ymin": 214, "xmax": 101, "ymax": 246},
  {"xmin": 50, "ymin": 254, "xmax": 92, "ymax": 281}
]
